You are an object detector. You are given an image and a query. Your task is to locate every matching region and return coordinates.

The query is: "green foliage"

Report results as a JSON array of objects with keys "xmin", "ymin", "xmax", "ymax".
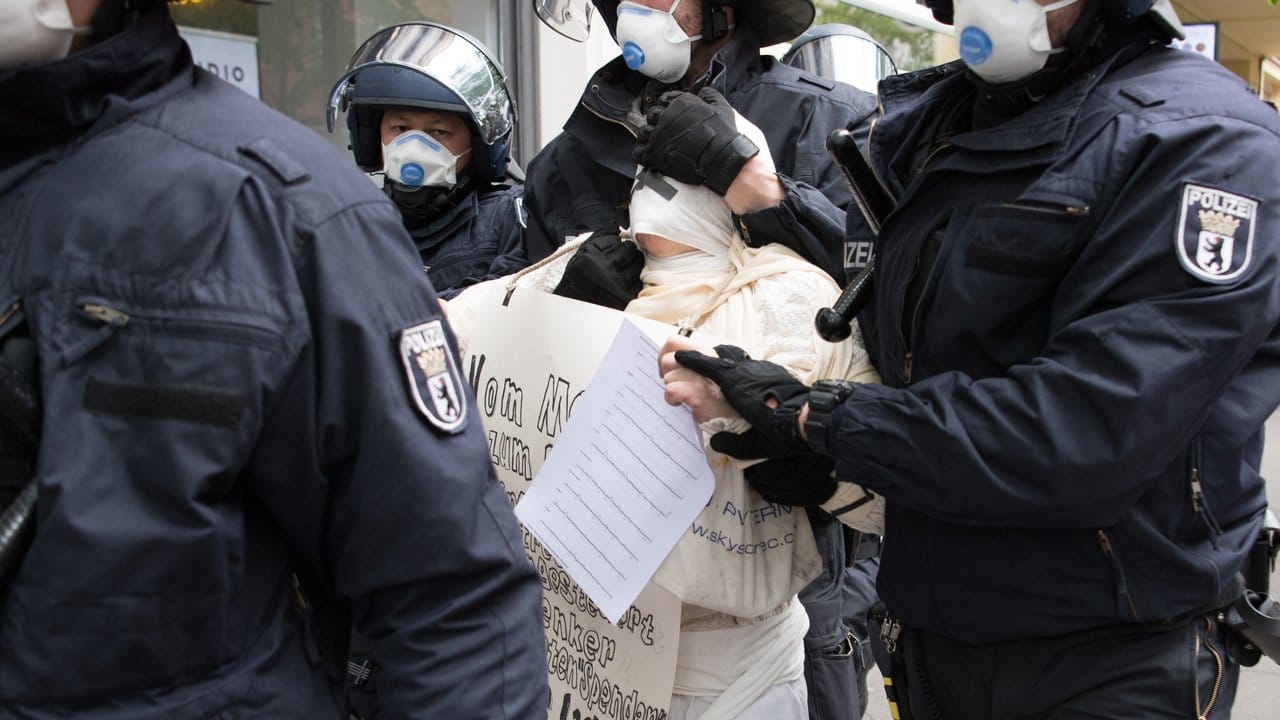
[{"xmin": 812, "ymin": 0, "xmax": 938, "ymax": 72}]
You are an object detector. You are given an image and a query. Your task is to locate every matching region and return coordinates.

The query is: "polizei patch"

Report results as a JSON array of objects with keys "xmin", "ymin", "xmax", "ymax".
[
  {"xmin": 400, "ymin": 319, "xmax": 467, "ymax": 433},
  {"xmin": 1176, "ymin": 183, "xmax": 1258, "ymax": 284}
]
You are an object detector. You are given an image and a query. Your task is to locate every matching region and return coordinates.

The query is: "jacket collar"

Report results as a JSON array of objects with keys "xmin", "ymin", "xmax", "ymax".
[
  {"xmin": 411, "ymin": 190, "xmax": 481, "ymax": 250},
  {"xmin": 872, "ymin": 43, "xmax": 1143, "ymax": 186},
  {"xmin": 0, "ymin": 5, "xmax": 191, "ymax": 164}
]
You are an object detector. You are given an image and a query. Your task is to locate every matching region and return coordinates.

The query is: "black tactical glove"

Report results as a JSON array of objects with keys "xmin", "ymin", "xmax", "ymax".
[
  {"xmin": 674, "ymin": 344, "xmax": 809, "ymax": 459},
  {"xmin": 633, "ymin": 88, "xmax": 760, "ymax": 196},
  {"xmin": 553, "ymin": 232, "xmax": 644, "ymax": 310},
  {"xmin": 745, "ymin": 454, "xmax": 838, "ymax": 507}
]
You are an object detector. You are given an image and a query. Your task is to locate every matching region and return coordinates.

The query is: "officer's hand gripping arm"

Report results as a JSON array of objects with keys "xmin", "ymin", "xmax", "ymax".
[
  {"xmin": 674, "ymin": 344, "xmax": 810, "ymax": 459},
  {"xmin": 633, "ymin": 88, "xmax": 759, "ymax": 196}
]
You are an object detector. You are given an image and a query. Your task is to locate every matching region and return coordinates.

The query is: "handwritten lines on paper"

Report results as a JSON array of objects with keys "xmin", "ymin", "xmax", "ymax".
[{"xmin": 515, "ymin": 321, "xmax": 715, "ymax": 623}]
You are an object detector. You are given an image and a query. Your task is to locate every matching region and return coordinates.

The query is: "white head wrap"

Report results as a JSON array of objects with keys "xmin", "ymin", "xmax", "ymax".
[
  {"xmin": 626, "ymin": 111, "xmax": 770, "ymax": 263},
  {"xmin": 626, "ymin": 112, "xmax": 799, "ymax": 327}
]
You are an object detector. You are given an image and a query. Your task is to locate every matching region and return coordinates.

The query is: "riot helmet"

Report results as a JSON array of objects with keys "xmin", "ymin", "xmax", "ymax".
[
  {"xmin": 918, "ymin": 0, "xmax": 1183, "ymax": 41},
  {"xmin": 782, "ymin": 24, "xmax": 897, "ymax": 95},
  {"xmin": 327, "ymin": 22, "xmax": 517, "ymax": 183},
  {"xmin": 536, "ymin": 0, "xmax": 817, "ymax": 48}
]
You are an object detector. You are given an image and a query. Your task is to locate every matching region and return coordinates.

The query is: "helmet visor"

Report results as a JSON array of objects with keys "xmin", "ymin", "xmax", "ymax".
[
  {"xmin": 534, "ymin": 0, "xmax": 594, "ymax": 42},
  {"xmin": 785, "ymin": 33, "xmax": 897, "ymax": 95},
  {"xmin": 327, "ymin": 23, "xmax": 513, "ymax": 145}
]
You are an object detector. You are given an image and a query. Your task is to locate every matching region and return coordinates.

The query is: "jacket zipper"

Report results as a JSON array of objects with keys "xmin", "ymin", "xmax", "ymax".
[
  {"xmin": 79, "ymin": 302, "xmax": 282, "ymax": 350},
  {"xmin": 896, "ymin": 141, "xmax": 954, "ymax": 384},
  {"xmin": 994, "ymin": 201, "xmax": 1091, "ymax": 218},
  {"xmin": 1195, "ymin": 616, "xmax": 1224, "ymax": 720},
  {"xmin": 1097, "ymin": 530, "xmax": 1142, "ymax": 622},
  {"xmin": 1189, "ymin": 441, "xmax": 1222, "ymax": 548},
  {"xmin": 864, "ymin": 113, "xmax": 900, "ymax": 210},
  {"xmin": 0, "ymin": 300, "xmax": 21, "ymax": 330},
  {"xmin": 918, "ymin": 142, "xmax": 954, "ymax": 174},
  {"xmin": 903, "ymin": 246, "xmax": 942, "ymax": 384}
]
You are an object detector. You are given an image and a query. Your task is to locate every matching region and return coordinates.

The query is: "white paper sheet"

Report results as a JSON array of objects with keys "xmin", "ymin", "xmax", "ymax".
[{"xmin": 515, "ymin": 319, "xmax": 715, "ymax": 623}]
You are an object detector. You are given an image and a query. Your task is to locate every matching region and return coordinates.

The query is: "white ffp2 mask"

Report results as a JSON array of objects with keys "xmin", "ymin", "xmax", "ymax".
[
  {"xmin": 615, "ymin": 0, "xmax": 703, "ymax": 84},
  {"xmin": 381, "ymin": 130, "xmax": 470, "ymax": 189},
  {"xmin": 954, "ymin": 0, "xmax": 1079, "ymax": 85},
  {"xmin": 0, "ymin": 0, "xmax": 92, "ymax": 69}
]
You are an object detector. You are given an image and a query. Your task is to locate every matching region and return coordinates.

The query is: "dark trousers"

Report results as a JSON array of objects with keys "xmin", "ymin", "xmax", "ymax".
[
  {"xmin": 889, "ymin": 613, "xmax": 1239, "ymax": 720},
  {"xmin": 802, "ymin": 509, "xmax": 881, "ymax": 720}
]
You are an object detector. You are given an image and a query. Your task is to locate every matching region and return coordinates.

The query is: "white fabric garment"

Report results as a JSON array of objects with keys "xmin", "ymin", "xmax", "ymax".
[
  {"xmin": 623, "ymin": 171, "xmax": 878, "ymax": 717},
  {"xmin": 669, "ymin": 600, "xmax": 810, "ymax": 720},
  {"xmin": 670, "ymin": 679, "xmax": 808, "ymax": 720}
]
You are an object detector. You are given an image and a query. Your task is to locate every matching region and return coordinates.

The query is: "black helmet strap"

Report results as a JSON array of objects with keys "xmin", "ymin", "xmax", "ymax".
[{"xmin": 701, "ymin": 0, "xmax": 734, "ymax": 42}]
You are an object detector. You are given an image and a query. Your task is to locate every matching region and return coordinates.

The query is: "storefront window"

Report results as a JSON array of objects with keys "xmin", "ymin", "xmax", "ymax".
[
  {"xmin": 171, "ymin": 0, "xmax": 501, "ymax": 147},
  {"xmin": 1262, "ymin": 58, "xmax": 1280, "ymax": 111}
]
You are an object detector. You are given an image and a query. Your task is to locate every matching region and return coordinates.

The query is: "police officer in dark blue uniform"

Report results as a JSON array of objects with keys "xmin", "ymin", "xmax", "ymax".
[
  {"xmin": 327, "ymin": 23, "xmax": 529, "ymax": 298},
  {"xmin": 0, "ymin": 1, "xmax": 548, "ymax": 717},
  {"xmin": 531, "ymin": 3, "xmax": 883, "ymax": 718},
  {"xmin": 662, "ymin": 0, "xmax": 1280, "ymax": 717}
]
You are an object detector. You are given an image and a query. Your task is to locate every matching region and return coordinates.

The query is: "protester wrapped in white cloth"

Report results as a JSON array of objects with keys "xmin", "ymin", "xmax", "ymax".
[{"xmin": 447, "ymin": 114, "xmax": 880, "ymax": 720}]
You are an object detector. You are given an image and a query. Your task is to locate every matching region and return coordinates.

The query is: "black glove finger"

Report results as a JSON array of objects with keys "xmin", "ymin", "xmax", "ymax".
[
  {"xmin": 695, "ymin": 87, "xmax": 737, "ymax": 123},
  {"xmin": 708, "ymin": 430, "xmax": 769, "ymax": 459},
  {"xmin": 673, "ymin": 349, "xmax": 735, "ymax": 383},
  {"xmin": 656, "ymin": 89, "xmax": 685, "ymax": 107},
  {"xmin": 712, "ymin": 344, "xmax": 751, "ymax": 363},
  {"xmin": 645, "ymin": 103, "xmax": 668, "ymax": 127},
  {"xmin": 695, "ymin": 86, "xmax": 729, "ymax": 108}
]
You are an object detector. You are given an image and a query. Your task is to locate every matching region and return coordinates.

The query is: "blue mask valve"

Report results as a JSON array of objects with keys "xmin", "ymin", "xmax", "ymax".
[
  {"xmin": 400, "ymin": 163, "xmax": 425, "ymax": 188},
  {"xmin": 622, "ymin": 41, "xmax": 646, "ymax": 71},
  {"xmin": 958, "ymin": 27, "xmax": 994, "ymax": 65}
]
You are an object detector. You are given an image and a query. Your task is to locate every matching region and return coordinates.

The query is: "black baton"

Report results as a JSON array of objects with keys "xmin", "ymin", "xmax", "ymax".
[{"xmin": 816, "ymin": 128, "xmax": 895, "ymax": 342}]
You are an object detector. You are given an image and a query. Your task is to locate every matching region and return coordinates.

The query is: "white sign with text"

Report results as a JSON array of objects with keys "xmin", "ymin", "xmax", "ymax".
[{"xmin": 178, "ymin": 27, "xmax": 261, "ymax": 99}]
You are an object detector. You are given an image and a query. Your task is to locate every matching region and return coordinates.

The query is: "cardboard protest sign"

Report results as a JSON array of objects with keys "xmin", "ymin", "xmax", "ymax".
[{"xmin": 460, "ymin": 283, "xmax": 682, "ymax": 720}]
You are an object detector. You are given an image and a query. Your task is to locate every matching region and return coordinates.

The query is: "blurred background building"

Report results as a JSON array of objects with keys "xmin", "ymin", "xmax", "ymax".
[{"xmin": 168, "ymin": 0, "xmax": 1280, "ymax": 169}]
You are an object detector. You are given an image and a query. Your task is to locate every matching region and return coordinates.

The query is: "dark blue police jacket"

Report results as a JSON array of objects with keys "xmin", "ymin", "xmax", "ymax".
[
  {"xmin": 521, "ymin": 25, "xmax": 878, "ymax": 281},
  {"xmin": 0, "ymin": 7, "xmax": 548, "ymax": 717},
  {"xmin": 412, "ymin": 183, "xmax": 528, "ymax": 299},
  {"xmin": 834, "ymin": 42, "xmax": 1280, "ymax": 643}
]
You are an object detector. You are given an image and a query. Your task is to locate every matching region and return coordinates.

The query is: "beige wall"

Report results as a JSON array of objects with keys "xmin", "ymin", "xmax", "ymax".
[{"xmin": 533, "ymin": 20, "xmax": 621, "ymax": 150}]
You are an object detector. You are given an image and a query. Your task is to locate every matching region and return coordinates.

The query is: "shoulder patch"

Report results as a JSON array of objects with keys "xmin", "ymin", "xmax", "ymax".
[
  {"xmin": 237, "ymin": 137, "xmax": 310, "ymax": 185},
  {"xmin": 399, "ymin": 319, "xmax": 468, "ymax": 433},
  {"xmin": 1176, "ymin": 183, "xmax": 1258, "ymax": 284}
]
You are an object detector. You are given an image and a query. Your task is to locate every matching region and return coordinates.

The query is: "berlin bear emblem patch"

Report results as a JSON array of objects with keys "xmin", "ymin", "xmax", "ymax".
[
  {"xmin": 1176, "ymin": 183, "xmax": 1258, "ymax": 284},
  {"xmin": 400, "ymin": 319, "xmax": 467, "ymax": 433}
]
